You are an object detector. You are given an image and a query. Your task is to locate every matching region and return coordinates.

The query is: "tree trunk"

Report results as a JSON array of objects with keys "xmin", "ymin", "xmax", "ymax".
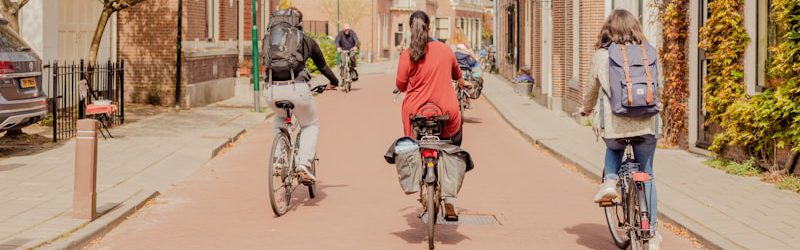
[{"xmin": 88, "ymin": 8, "xmax": 113, "ymax": 66}]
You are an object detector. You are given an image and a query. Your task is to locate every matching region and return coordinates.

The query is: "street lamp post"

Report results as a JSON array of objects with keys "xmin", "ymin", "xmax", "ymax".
[
  {"xmin": 252, "ymin": 0, "xmax": 261, "ymax": 112},
  {"xmin": 336, "ymin": 0, "xmax": 340, "ymax": 64}
]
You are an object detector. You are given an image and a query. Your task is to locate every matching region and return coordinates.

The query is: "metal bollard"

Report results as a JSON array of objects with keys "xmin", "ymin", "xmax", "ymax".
[{"xmin": 74, "ymin": 119, "xmax": 99, "ymax": 220}]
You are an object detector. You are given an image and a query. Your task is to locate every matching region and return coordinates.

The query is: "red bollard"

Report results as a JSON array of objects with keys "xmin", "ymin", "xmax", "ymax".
[{"xmin": 74, "ymin": 119, "xmax": 99, "ymax": 220}]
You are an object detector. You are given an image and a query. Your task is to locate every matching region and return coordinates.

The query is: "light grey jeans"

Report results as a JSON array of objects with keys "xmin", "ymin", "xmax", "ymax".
[{"xmin": 264, "ymin": 82, "xmax": 319, "ymax": 168}]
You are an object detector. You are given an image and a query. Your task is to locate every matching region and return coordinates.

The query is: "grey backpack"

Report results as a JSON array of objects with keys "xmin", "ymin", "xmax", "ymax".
[
  {"xmin": 607, "ymin": 42, "xmax": 660, "ymax": 117},
  {"xmin": 263, "ymin": 9, "xmax": 305, "ymax": 81}
]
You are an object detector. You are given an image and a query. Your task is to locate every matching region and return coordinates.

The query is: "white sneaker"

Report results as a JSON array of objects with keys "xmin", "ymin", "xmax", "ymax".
[
  {"xmin": 295, "ymin": 165, "xmax": 316, "ymax": 183},
  {"xmin": 593, "ymin": 179, "xmax": 619, "ymax": 203},
  {"xmin": 649, "ymin": 232, "xmax": 662, "ymax": 250}
]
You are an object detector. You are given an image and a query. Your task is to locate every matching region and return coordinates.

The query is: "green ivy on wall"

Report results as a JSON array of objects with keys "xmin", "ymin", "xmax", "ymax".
[
  {"xmin": 657, "ymin": 0, "xmax": 690, "ymax": 147},
  {"xmin": 699, "ymin": 0, "xmax": 800, "ymax": 169},
  {"xmin": 698, "ymin": 0, "xmax": 749, "ymax": 151},
  {"xmin": 712, "ymin": 0, "xmax": 800, "ymax": 168}
]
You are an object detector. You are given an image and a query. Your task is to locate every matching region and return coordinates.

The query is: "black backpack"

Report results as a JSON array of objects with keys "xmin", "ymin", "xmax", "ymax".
[{"xmin": 263, "ymin": 9, "xmax": 305, "ymax": 81}]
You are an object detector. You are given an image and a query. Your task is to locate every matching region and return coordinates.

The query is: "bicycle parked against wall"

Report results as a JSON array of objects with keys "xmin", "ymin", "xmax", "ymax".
[
  {"xmin": 600, "ymin": 136, "xmax": 654, "ymax": 250},
  {"xmin": 268, "ymin": 85, "xmax": 327, "ymax": 216},
  {"xmin": 478, "ymin": 46, "xmax": 497, "ymax": 74}
]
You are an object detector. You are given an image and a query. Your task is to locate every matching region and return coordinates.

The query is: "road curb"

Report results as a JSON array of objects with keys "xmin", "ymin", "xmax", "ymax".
[
  {"xmin": 43, "ymin": 189, "xmax": 160, "ymax": 250},
  {"xmin": 481, "ymin": 82, "xmax": 726, "ymax": 250},
  {"xmin": 210, "ymin": 110, "xmax": 274, "ymax": 158}
]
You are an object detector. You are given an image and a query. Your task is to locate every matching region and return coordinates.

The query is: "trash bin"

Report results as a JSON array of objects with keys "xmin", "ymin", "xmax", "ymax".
[{"xmin": 514, "ymin": 82, "xmax": 533, "ymax": 96}]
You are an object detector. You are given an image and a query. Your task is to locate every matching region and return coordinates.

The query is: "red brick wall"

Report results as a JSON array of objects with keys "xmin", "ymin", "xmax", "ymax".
[
  {"xmin": 577, "ymin": 0, "xmax": 606, "ymax": 106},
  {"xmin": 243, "ymin": 0, "xmax": 264, "ymax": 41},
  {"xmin": 185, "ymin": 56, "xmax": 239, "ymax": 83},
  {"xmin": 219, "ymin": 0, "xmax": 238, "ymax": 41},
  {"xmin": 186, "ymin": 0, "xmax": 207, "ymax": 40},
  {"xmin": 552, "ymin": 0, "xmax": 573, "ymax": 99},
  {"xmin": 118, "ymin": 0, "xmax": 179, "ymax": 106}
]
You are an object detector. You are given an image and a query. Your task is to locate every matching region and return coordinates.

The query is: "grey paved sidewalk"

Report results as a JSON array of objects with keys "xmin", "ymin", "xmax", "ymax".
[
  {"xmin": 482, "ymin": 73, "xmax": 800, "ymax": 250},
  {"xmin": 0, "ymin": 103, "xmax": 268, "ymax": 249}
]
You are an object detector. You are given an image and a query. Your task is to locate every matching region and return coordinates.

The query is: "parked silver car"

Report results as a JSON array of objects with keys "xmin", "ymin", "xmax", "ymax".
[{"xmin": 0, "ymin": 19, "xmax": 46, "ymax": 133}]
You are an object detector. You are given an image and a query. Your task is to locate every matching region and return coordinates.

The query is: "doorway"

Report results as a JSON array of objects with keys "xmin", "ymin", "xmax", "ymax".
[{"xmin": 696, "ymin": 0, "xmax": 714, "ymax": 148}]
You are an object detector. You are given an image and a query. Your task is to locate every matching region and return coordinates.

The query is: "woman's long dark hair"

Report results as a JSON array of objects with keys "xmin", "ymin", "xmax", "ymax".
[{"xmin": 409, "ymin": 11, "xmax": 431, "ymax": 63}]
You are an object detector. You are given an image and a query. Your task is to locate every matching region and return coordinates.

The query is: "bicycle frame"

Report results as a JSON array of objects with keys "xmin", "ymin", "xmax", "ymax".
[{"xmin": 603, "ymin": 144, "xmax": 654, "ymax": 247}]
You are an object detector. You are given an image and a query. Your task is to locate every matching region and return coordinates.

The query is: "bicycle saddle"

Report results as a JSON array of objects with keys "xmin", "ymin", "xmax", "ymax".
[
  {"xmin": 275, "ymin": 101, "xmax": 294, "ymax": 109},
  {"xmin": 616, "ymin": 136, "xmax": 646, "ymax": 145}
]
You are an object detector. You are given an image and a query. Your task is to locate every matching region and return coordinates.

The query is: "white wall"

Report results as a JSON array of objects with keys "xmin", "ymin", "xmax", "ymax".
[{"xmin": 20, "ymin": 0, "xmax": 59, "ymax": 62}]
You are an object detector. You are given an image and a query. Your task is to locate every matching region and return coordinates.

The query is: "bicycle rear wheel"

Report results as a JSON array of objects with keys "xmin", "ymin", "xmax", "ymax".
[
  {"xmin": 604, "ymin": 195, "xmax": 631, "ymax": 248},
  {"xmin": 426, "ymin": 183, "xmax": 437, "ymax": 250},
  {"xmin": 268, "ymin": 132, "xmax": 292, "ymax": 216}
]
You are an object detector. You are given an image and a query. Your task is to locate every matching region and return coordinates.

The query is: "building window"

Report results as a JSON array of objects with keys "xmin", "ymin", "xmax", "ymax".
[
  {"xmin": 757, "ymin": 0, "xmax": 781, "ymax": 90},
  {"xmin": 506, "ymin": 4, "xmax": 515, "ymax": 61},
  {"xmin": 612, "ymin": 0, "xmax": 643, "ymax": 23},
  {"xmin": 206, "ymin": 0, "xmax": 218, "ymax": 41},
  {"xmin": 435, "ymin": 17, "xmax": 450, "ymax": 42}
]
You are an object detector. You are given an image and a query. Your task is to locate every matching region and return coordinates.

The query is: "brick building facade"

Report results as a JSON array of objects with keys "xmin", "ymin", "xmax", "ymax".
[
  {"xmin": 498, "ymin": 0, "xmax": 658, "ymax": 113},
  {"xmin": 119, "ymin": 0, "xmax": 267, "ymax": 107}
]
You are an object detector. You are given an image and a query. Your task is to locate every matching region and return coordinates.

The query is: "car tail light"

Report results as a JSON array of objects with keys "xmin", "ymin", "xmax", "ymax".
[
  {"xmin": 0, "ymin": 61, "xmax": 15, "ymax": 75},
  {"xmin": 421, "ymin": 149, "xmax": 438, "ymax": 158}
]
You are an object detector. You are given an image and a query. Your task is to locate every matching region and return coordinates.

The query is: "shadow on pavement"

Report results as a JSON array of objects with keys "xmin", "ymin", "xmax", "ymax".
[
  {"xmin": 564, "ymin": 223, "xmax": 618, "ymax": 250},
  {"xmin": 390, "ymin": 207, "xmax": 470, "ymax": 246},
  {"xmin": 285, "ymin": 183, "xmax": 348, "ymax": 213},
  {"xmin": 0, "ymin": 163, "xmax": 25, "ymax": 171},
  {"xmin": 462, "ymin": 117, "xmax": 482, "ymax": 124},
  {"xmin": 0, "ymin": 238, "xmax": 31, "ymax": 250}
]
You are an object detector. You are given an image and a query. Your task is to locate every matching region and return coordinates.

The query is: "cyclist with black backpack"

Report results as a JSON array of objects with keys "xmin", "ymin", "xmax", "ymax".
[
  {"xmin": 579, "ymin": 9, "xmax": 662, "ymax": 249},
  {"xmin": 262, "ymin": 7, "xmax": 339, "ymax": 182}
]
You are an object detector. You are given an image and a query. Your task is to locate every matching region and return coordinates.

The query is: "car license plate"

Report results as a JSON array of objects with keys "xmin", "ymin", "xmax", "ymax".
[{"xmin": 20, "ymin": 78, "xmax": 36, "ymax": 89}]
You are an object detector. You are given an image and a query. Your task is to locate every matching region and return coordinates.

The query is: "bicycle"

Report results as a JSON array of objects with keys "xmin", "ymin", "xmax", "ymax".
[
  {"xmin": 339, "ymin": 50, "xmax": 355, "ymax": 93},
  {"xmin": 268, "ymin": 84, "xmax": 327, "ymax": 217},
  {"xmin": 599, "ymin": 136, "xmax": 654, "ymax": 250},
  {"xmin": 455, "ymin": 84, "xmax": 471, "ymax": 112},
  {"xmin": 411, "ymin": 113, "xmax": 452, "ymax": 250}
]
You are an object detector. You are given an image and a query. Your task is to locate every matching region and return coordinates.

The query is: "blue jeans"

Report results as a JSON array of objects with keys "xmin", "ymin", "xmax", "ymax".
[{"xmin": 603, "ymin": 134, "xmax": 657, "ymax": 229}]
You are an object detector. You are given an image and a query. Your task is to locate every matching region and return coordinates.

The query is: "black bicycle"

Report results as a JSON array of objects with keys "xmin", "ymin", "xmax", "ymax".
[
  {"xmin": 600, "ymin": 137, "xmax": 654, "ymax": 250},
  {"xmin": 268, "ymin": 85, "xmax": 326, "ymax": 216},
  {"xmin": 411, "ymin": 113, "xmax": 451, "ymax": 250}
]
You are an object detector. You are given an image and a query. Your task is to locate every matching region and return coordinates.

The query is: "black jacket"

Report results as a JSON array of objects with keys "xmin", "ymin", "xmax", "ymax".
[{"xmin": 270, "ymin": 33, "xmax": 339, "ymax": 86}]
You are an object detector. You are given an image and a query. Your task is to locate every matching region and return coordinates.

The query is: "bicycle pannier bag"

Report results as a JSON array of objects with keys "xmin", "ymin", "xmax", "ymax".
[
  {"xmin": 263, "ymin": 9, "xmax": 305, "ymax": 80},
  {"xmin": 437, "ymin": 150, "xmax": 468, "ymax": 198},
  {"xmin": 385, "ymin": 137, "xmax": 423, "ymax": 194},
  {"xmin": 607, "ymin": 42, "xmax": 660, "ymax": 117}
]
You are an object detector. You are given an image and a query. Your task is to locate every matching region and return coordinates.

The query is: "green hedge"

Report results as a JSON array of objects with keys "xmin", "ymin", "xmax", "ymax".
[{"xmin": 305, "ymin": 32, "xmax": 338, "ymax": 74}]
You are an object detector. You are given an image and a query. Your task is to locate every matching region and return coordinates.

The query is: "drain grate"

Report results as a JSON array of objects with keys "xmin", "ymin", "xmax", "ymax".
[{"xmin": 421, "ymin": 213, "xmax": 499, "ymax": 225}]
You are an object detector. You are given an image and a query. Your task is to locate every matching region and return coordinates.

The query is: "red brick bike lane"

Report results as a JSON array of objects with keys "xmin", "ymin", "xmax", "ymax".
[{"xmin": 90, "ymin": 70, "xmax": 696, "ymax": 249}]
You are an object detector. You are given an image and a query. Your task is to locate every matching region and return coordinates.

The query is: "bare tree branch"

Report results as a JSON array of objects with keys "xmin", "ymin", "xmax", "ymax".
[{"xmin": 18, "ymin": 0, "xmax": 29, "ymax": 8}]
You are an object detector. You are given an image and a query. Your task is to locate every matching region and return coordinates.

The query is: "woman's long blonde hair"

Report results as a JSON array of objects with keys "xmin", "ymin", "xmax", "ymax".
[
  {"xmin": 595, "ymin": 9, "xmax": 647, "ymax": 49},
  {"xmin": 450, "ymin": 28, "xmax": 469, "ymax": 47}
]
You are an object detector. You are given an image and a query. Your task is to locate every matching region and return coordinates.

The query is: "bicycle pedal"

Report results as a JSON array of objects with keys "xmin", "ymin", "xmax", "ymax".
[{"xmin": 598, "ymin": 200, "xmax": 615, "ymax": 207}]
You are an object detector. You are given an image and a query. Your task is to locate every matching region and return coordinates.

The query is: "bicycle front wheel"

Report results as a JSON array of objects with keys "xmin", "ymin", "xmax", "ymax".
[
  {"xmin": 268, "ymin": 132, "xmax": 292, "ymax": 216},
  {"xmin": 307, "ymin": 155, "xmax": 318, "ymax": 198},
  {"xmin": 426, "ymin": 183, "xmax": 437, "ymax": 250}
]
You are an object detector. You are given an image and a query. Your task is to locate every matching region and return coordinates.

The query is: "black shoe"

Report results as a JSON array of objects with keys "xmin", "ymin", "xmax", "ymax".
[{"xmin": 444, "ymin": 203, "xmax": 458, "ymax": 221}]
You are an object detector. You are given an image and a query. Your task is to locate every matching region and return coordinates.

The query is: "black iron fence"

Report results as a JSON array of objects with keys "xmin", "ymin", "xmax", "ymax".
[{"xmin": 47, "ymin": 60, "xmax": 125, "ymax": 142}]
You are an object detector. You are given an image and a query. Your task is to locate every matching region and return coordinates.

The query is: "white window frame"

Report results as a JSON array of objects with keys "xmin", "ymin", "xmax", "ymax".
[
  {"xmin": 435, "ymin": 17, "xmax": 451, "ymax": 41},
  {"xmin": 207, "ymin": 0, "xmax": 220, "ymax": 42}
]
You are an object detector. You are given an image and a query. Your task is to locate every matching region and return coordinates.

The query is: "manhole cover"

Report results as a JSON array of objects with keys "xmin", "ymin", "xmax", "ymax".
[{"xmin": 421, "ymin": 213, "xmax": 499, "ymax": 225}]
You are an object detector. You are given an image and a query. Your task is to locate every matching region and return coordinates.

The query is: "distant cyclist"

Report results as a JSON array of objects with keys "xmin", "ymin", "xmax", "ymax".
[
  {"xmin": 262, "ymin": 7, "xmax": 339, "ymax": 182},
  {"xmin": 580, "ymin": 9, "xmax": 662, "ymax": 249},
  {"xmin": 335, "ymin": 24, "xmax": 359, "ymax": 81},
  {"xmin": 396, "ymin": 11, "xmax": 471, "ymax": 219}
]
